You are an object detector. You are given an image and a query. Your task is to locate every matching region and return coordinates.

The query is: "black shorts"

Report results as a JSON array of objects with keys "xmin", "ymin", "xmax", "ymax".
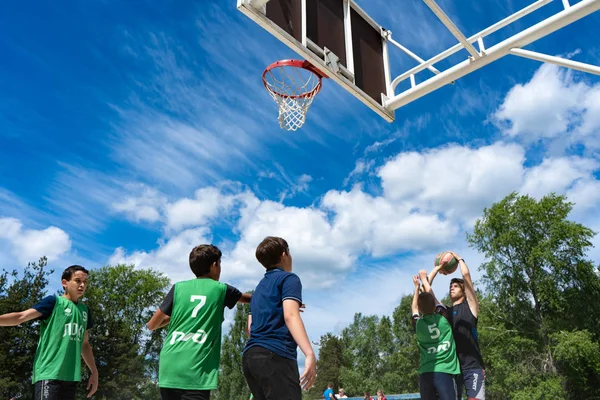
[
  {"xmin": 242, "ymin": 346, "xmax": 301, "ymax": 400},
  {"xmin": 34, "ymin": 380, "xmax": 78, "ymax": 400},
  {"xmin": 457, "ymin": 368, "xmax": 486, "ymax": 399},
  {"xmin": 160, "ymin": 388, "xmax": 211, "ymax": 400}
]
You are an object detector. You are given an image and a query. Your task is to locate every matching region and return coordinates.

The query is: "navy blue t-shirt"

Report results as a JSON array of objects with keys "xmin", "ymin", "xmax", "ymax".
[{"xmin": 244, "ymin": 268, "xmax": 302, "ymax": 360}]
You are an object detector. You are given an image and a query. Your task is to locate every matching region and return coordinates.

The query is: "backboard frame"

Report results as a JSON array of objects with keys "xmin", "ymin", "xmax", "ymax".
[
  {"xmin": 239, "ymin": 0, "xmax": 600, "ymax": 124},
  {"xmin": 237, "ymin": 0, "xmax": 396, "ymax": 122}
]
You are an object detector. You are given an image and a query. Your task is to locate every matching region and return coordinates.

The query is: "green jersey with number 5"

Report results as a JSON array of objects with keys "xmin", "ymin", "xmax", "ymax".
[
  {"xmin": 415, "ymin": 313, "xmax": 460, "ymax": 374},
  {"xmin": 159, "ymin": 278, "xmax": 228, "ymax": 390}
]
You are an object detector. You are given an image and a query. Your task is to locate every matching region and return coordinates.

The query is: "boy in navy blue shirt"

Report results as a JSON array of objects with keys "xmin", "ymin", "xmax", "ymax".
[{"xmin": 243, "ymin": 236, "xmax": 316, "ymax": 400}]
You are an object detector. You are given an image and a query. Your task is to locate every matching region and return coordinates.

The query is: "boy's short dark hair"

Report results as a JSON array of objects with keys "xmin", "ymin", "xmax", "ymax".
[
  {"xmin": 418, "ymin": 292, "xmax": 436, "ymax": 315},
  {"xmin": 450, "ymin": 277, "xmax": 465, "ymax": 292},
  {"xmin": 255, "ymin": 236, "xmax": 289, "ymax": 269},
  {"xmin": 189, "ymin": 244, "xmax": 222, "ymax": 277},
  {"xmin": 62, "ymin": 265, "xmax": 89, "ymax": 281}
]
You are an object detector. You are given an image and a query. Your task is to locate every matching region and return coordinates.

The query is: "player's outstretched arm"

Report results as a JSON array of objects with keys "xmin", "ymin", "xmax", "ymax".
[
  {"xmin": 238, "ymin": 292, "xmax": 252, "ymax": 304},
  {"xmin": 146, "ymin": 309, "xmax": 170, "ymax": 331},
  {"xmin": 427, "ymin": 263, "xmax": 444, "ymax": 287},
  {"xmin": 81, "ymin": 331, "xmax": 99, "ymax": 398},
  {"xmin": 0, "ymin": 308, "xmax": 41, "ymax": 327},
  {"xmin": 411, "ymin": 276, "xmax": 420, "ymax": 315},
  {"xmin": 283, "ymin": 300, "xmax": 316, "ymax": 390},
  {"xmin": 419, "ymin": 269, "xmax": 444, "ymax": 306},
  {"xmin": 452, "ymin": 252, "xmax": 479, "ymax": 318}
]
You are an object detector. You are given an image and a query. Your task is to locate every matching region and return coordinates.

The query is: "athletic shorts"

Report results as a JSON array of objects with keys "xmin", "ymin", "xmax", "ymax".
[
  {"xmin": 34, "ymin": 380, "xmax": 78, "ymax": 400},
  {"xmin": 242, "ymin": 346, "xmax": 301, "ymax": 400},
  {"xmin": 457, "ymin": 368, "xmax": 486, "ymax": 400},
  {"xmin": 160, "ymin": 388, "xmax": 211, "ymax": 400}
]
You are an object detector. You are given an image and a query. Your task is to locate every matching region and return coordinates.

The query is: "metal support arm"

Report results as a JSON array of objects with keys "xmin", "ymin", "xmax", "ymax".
[
  {"xmin": 385, "ymin": 0, "xmax": 600, "ymax": 111},
  {"xmin": 510, "ymin": 48, "xmax": 600, "ymax": 75}
]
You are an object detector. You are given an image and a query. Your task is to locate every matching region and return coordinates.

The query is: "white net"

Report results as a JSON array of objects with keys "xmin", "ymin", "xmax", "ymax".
[{"xmin": 263, "ymin": 63, "xmax": 323, "ymax": 131}]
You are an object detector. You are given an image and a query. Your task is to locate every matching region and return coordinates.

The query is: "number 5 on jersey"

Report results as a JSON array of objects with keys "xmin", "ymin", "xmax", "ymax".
[
  {"xmin": 428, "ymin": 323, "xmax": 440, "ymax": 339},
  {"xmin": 191, "ymin": 295, "xmax": 206, "ymax": 318}
]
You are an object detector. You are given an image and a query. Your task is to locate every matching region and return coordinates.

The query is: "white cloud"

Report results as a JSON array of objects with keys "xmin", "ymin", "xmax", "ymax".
[
  {"xmin": 278, "ymin": 174, "xmax": 313, "ymax": 202},
  {"xmin": 343, "ymin": 159, "xmax": 374, "ymax": 186},
  {"xmin": 521, "ymin": 156, "xmax": 599, "ymax": 199},
  {"xmin": 378, "ymin": 142, "xmax": 526, "ymax": 220},
  {"xmin": 0, "ymin": 218, "xmax": 71, "ymax": 264},
  {"xmin": 493, "ymin": 63, "xmax": 600, "ymax": 149},
  {"xmin": 108, "ymin": 227, "xmax": 212, "ymax": 283},
  {"xmin": 322, "ymin": 187, "xmax": 457, "ymax": 257},
  {"xmin": 112, "ymin": 185, "xmax": 166, "ymax": 223},
  {"xmin": 109, "ymin": 138, "xmax": 600, "ymax": 289},
  {"xmin": 166, "ymin": 187, "xmax": 243, "ymax": 232}
]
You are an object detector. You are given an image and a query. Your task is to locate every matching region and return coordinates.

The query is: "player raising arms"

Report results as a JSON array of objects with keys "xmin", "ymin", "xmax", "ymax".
[
  {"xmin": 412, "ymin": 270, "xmax": 460, "ymax": 400},
  {"xmin": 429, "ymin": 253, "xmax": 485, "ymax": 400}
]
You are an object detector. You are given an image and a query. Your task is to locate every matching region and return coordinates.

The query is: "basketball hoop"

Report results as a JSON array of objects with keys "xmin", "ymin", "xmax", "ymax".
[{"xmin": 262, "ymin": 60, "xmax": 326, "ymax": 131}]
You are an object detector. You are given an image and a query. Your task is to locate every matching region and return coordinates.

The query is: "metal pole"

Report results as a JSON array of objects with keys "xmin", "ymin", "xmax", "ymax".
[
  {"xmin": 385, "ymin": 0, "xmax": 600, "ymax": 111},
  {"xmin": 510, "ymin": 48, "xmax": 600, "ymax": 75},
  {"xmin": 391, "ymin": 0, "xmax": 552, "ymax": 90},
  {"xmin": 423, "ymin": 0, "xmax": 481, "ymax": 58},
  {"xmin": 387, "ymin": 35, "xmax": 441, "ymax": 75}
]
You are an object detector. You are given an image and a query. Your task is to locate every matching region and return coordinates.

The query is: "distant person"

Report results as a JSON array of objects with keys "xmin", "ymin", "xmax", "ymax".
[
  {"xmin": 363, "ymin": 392, "xmax": 372, "ymax": 400},
  {"xmin": 412, "ymin": 270, "xmax": 461, "ymax": 400},
  {"xmin": 0, "ymin": 265, "xmax": 98, "ymax": 400},
  {"xmin": 147, "ymin": 244, "xmax": 251, "ymax": 400},
  {"xmin": 243, "ymin": 236, "xmax": 316, "ymax": 400},
  {"xmin": 324, "ymin": 383, "xmax": 335, "ymax": 399},
  {"xmin": 337, "ymin": 388, "xmax": 348, "ymax": 398},
  {"xmin": 429, "ymin": 252, "xmax": 486, "ymax": 399},
  {"xmin": 376, "ymin": 389, "xmax": 387, "ymax": 400}
]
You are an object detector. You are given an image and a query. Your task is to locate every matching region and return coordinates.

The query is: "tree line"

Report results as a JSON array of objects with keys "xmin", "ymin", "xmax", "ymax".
[{"xmin": 0, "ymin": 193, "xmax": 599, "ymax": 399}]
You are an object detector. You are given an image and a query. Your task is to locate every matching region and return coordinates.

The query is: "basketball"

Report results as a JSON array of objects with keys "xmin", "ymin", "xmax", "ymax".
[{"xmin": 434, "ymin": 252, "xmax": 459, "ymax": 274}]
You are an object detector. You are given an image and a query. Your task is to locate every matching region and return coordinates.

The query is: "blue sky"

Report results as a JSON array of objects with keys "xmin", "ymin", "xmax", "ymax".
[{"xmin": 2, "ymin": 0, "xmax": 600, "ymax": 360}]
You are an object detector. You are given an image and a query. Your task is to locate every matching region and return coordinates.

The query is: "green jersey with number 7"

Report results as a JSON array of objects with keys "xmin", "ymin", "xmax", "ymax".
[
  {"xmin": 159, "ymin": 278, "xmax": 229, "ymax": 390},
  {"xmin": 415, "ymin": 313, "xmax": 461, "ymax": 375}
]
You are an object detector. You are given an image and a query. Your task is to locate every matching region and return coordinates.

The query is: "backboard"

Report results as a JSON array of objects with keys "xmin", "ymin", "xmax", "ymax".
[
  {"xmin": 237, "ymin": 0, "xmax": 395, "ymax": 122},
  {"xmin": 239, "ymin": 0, "xmax": 600, "ymax": 126}
]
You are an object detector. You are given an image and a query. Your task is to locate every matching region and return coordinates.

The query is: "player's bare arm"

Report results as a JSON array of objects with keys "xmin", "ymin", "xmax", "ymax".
[
  {"xmin": 238, "ymin": 292, "xmax": 252, "ymax": 304},
  {"xmin": 427, "ymin": 263, "xmax": 445, "ymax": 286},
  {"xmin": 452, "ymin": 252, "xmax": 479, "ymax": 318},
  {"xmin": 283, "ymin": 299, "xmax": 316, "ymax": 390},
  {"xmin": 246, "ymin": 314, "xmax": 252, "ymax": 338},
  {"xmin": 146, "ymin": 308, "xmax": 170, "ymax": 331},
  {"xmin": 419, "ymin": 269, "xmax": 444, "ymax": 308},
  {"xmin": 82, "ymin": 330, "xmax": 99, "ymax": 398},
  {"xmin": 0, "ymin": 308, "xmax": 42, "ymax": 326},
  {"xmin": 411, "ymin": 275, "xmax": 420, "ymax": 315}
]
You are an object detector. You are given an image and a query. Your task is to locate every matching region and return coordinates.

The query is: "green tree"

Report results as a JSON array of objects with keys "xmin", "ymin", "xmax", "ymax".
[
  {"xmin": 339, "ymin": 313, "xmax": 381, "ymax": 395},
  {"xmin": 214, "ymin": 301, "xmax": 251, "ymax": 400},
  {"xmin": 312, "ymin": 333, "xmax": 344, "ymax": 396},
  {"xmin": 388, "ymin": 295, "xmax": 419, "ymax": 394},
  {"xmin": 0, "ymin": 257, "xmax": 52, "ymax": 399},
  {"xmin": 468, "ymin": 192, "xmax": 600, "ymax": 398},
  {"xmin": 79, "ymin": 264, "xmax": 170, "ymax": 400}
]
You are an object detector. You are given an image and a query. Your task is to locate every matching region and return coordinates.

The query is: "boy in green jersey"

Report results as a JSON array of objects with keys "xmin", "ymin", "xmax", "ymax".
[
  {"xmin": 0, "ymin": 265, "xmax": 98, "ymax": 400},
  {"xmin": 412, "ymin": 270, "xmax": 460, "ymax": 400},
  {"xmin": 147, "ymin": 244, "xmax": 251, "ymax": 400}
]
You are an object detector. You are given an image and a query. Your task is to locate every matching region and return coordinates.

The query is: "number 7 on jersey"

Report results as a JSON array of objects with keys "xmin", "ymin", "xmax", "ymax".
[{"xmin": 190, "ymin": 295, "xmax": 206, "ymax": 318}]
